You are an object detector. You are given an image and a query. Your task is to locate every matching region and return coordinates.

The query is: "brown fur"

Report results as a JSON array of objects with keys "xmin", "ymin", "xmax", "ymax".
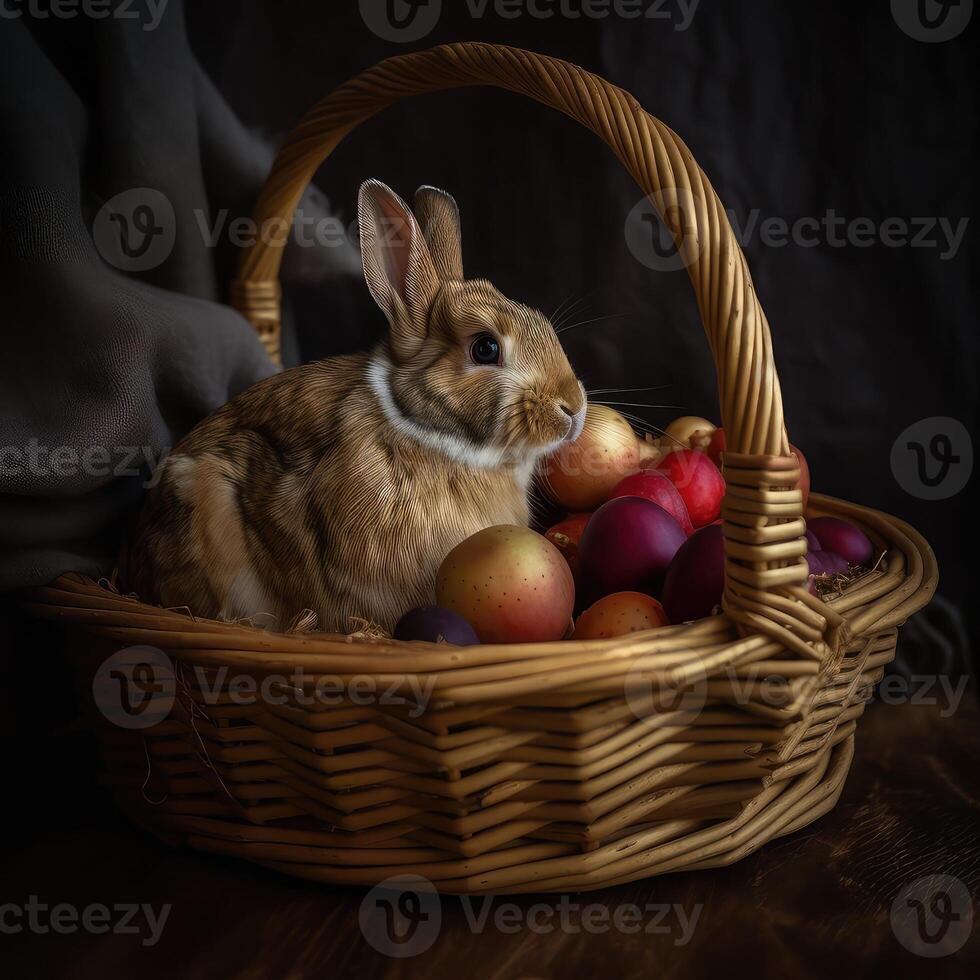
[{"xmin": 127, "ymin": 181, "xmax": 585, "ymax": 632}]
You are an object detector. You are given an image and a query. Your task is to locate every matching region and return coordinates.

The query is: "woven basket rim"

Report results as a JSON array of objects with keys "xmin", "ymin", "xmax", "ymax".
[{"xmin": 29, "ymin": 493, "xmax": 936, "ymax": 698}]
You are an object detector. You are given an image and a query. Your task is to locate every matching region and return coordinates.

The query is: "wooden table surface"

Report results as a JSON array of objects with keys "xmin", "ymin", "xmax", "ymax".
[{"xmin": 3, "ymin": 696, "xmax": 978, "ymax": 979}]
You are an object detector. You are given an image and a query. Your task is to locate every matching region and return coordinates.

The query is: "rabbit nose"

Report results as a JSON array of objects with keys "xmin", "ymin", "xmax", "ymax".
[{"xmin": 561, "ymin": 402, "xmax": 587, "ymax": 443}]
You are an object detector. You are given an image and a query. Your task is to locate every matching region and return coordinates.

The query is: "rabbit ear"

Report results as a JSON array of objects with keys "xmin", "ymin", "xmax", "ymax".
[
  {"xmin": 413, "ymin": 185, "xmax": 464, "ymax": 281},
  {"xmin": 358, "ymin": 179, "xmax": 439, "ymax": 353}
]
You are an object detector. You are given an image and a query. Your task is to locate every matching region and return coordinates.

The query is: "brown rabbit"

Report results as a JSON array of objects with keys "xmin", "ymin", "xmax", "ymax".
[{"xmin": 127, "ymin": 180, "xmax": 586, "ymax": 632}]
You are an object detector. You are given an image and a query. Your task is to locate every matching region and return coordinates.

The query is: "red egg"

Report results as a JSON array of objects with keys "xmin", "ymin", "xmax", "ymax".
[
  {"xmin": 544, "ymin": 513, "xmax": 591, "ymax": 584},
  {"xmin": 652, "ymin": 449, "xmax": 726, "ymax": 528},
  {"xmin": 793, "ymin": 446, "xmax": 811, "ymax": 511},
  {"xmin": 579, "ymin": 497, "xmax": 687, "ymax": 598},
  {"xmin": 435, "ymin": 526, "xmax": 574, "ymax": 643},
  {"xmin": 607, "ymin": 470, "xmax": 694, "ymax": 535},
  {"xmin": 705, "ymin": 427, "xmax": 726, "ymax": 467},
  {"xmin": 704, "ymin": 429, "xmax": 810, "ymax": 510},
  {"xmin": 573, "ymin": 592, "xmax": 669, "ymax": 639},
  {"xmin": 661, "ymin": 524, "xmax": 726, "ymax": 623}
]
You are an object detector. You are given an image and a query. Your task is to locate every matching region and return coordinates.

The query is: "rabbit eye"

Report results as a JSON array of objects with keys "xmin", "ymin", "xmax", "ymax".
[{"xmin": 470, "ymin": 333, "xmax": 502, "ymax": 366}]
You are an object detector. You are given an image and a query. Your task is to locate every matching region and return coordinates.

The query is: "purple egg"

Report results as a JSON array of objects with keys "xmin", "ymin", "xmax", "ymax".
[
  {"xmin": 805, "ymin": 529, "xmax": 821, "ymax": 551},
  {"xmin": 393, "ymin": 605, "xmax": 479, "ymax": 645},
  {"xmin": 808, "ymin": 517, "xmax": 873, "ymax": 565},
  {"xmin": 807, "ymin": 550, "xmax": 849, "ymax": 577},
  {"xmin": 580, "ymin": 496, "xmax": 687, "ymax": 598},
  {"xmin": 662, "ymin": 524, "xmax": 725, "ymax": 624}
]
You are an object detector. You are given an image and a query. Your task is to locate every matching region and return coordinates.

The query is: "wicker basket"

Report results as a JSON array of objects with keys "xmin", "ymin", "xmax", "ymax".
[{"xmin": 30, "ymin": 43, "xmax": 936, "ymax": 895}]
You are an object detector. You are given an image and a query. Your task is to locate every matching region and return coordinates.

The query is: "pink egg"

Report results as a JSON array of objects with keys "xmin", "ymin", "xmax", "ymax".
[
  {"xmin": 807, "ymin": 550, "xmax": 849, "ymax": 576},
  {"xmin": 808, "ymin": 517, "xmax": 873, "ymax": 565}
]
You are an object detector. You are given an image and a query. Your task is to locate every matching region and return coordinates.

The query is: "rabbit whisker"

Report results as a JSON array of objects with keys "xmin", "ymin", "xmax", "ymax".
[
  {"xmin": 600, "ymin": 409, "xmax": 670, "ymax": 440},
  {"xmin": 550, "ymin": 292, "xmax": 590, "ymax": 330},
  {"xmin": 589, "ymin": 400, "xmax": 680, "ymax": 410},
  {"xmin": 556, "ymin": 313, "xmax": 629, "ymax": 335},
  {"xmin": 586, "ymin": 385, "xmax": 671, "ymax": 396}
]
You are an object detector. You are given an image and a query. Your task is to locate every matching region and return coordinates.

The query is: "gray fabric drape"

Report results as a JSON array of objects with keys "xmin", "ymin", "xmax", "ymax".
[{"xmin": 0, "ymin": 0, "xmax": 359, "ymax": 589}]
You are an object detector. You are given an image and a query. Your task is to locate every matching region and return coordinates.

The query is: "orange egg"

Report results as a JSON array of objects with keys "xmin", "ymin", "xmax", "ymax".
[{"xmin": 573, "ymin": 591, "xmax": 669, "ymax": 640}]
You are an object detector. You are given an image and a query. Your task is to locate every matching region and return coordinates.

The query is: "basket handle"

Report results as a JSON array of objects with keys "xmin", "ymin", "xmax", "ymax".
[{"xmin": 232, "ymin": 42, "xmax": 832, "ymax": 658}]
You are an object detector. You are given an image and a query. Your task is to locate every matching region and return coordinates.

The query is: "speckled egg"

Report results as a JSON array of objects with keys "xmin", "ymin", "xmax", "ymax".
[
  {"xmin": 435, "ymin": 525, "xmax": 575, "ymax": 643},
  {"xmin": 573, "ymin": 591, "xmax": 669, "ymax": 639}
]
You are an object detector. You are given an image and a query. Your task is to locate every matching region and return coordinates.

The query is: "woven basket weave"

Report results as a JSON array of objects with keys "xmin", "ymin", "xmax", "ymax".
[{"xmin": 31, "ymin": 43, "xmax": 936, "ymax": 894}]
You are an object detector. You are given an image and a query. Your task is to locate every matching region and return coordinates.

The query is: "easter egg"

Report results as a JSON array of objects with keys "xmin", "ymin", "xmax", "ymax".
[
  {"xmin": 435, "ymin": 526, "xmax": 575, "ymax": 643},
  {"xmin": 579, "ymin": 497, "xmax": 687, "ymax": 598},
  {"xmin": 393, "ymin": 605, "xmax": 479, "ymax": 645},
  {"xmin": 573, "ymin": 591, "xmax": 669, "ymax": 639}
]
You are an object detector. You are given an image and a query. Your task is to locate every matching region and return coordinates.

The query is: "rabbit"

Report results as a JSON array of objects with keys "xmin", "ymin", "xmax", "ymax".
[{"xmin": 126, "ymin": 179, "xmax": 587, "ymax": 633}]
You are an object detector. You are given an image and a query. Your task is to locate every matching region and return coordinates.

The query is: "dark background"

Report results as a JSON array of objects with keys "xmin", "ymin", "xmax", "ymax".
[{"xmin": 0, "ymin": 2, "xmax": 977, "ymax": 976}]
